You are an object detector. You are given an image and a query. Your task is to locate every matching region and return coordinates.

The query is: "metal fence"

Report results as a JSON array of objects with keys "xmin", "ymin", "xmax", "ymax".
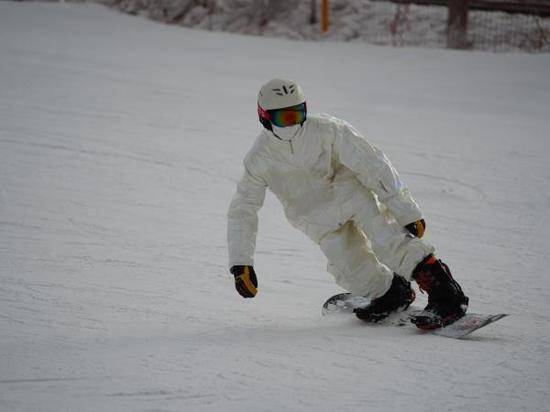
[
  {"xmin": 103, "ymin": 0, "xmax": 550, "ymax": 52},
  {"xmin": 468, "ymin": 6, "xmax": 549, "ymax": 51},
  {"xmin": 317, "ymin": 0, "xmax": 550, "ymax": 52}
]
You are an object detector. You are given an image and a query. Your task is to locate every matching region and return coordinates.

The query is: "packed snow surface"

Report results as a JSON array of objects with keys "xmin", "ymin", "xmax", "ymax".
[{"xmin": 1, "ymin": 2, "xmax": 550, "ymax": 411}]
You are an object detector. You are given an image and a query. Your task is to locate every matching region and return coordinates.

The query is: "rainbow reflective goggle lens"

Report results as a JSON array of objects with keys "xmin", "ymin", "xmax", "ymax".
[
  {"xmin": 267, "ymin": 103, "xmax": 307, "ymax": 127},
  {"xmin": 269, "ymin": 103, "xmax": 307, "ymax": 127}
]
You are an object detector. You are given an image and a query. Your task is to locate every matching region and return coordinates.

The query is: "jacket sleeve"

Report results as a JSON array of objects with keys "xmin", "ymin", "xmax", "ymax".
[
  {"xmin": 227, "ymin": 159, "xmax": 267, "ymax": 267},
  {"xmin": 332, "ymin": 121, "xmax": 422, "ymax": 226}
]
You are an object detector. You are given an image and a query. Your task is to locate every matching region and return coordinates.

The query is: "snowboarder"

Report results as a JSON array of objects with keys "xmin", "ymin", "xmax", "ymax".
[{"xmin": 227, "ymin": 78, "xmax": 469, "ymax": 329}]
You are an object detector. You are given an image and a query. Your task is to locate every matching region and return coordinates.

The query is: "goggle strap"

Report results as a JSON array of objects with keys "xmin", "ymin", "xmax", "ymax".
[{"xmin": 258, "ymin": 105, "xmax": 271, "ymax": 121}]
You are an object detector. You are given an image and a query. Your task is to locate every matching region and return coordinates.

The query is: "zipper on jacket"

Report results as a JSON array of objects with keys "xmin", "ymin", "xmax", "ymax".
[{"xmin": 289, "ymin": 140, "xmax": 294, "ymax": 154}]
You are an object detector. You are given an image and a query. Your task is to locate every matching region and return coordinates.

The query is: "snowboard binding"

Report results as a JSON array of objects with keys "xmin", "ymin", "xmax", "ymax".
[{"xmin": 354, "ymin": 274, "xmax": 416, "ymax": 323}]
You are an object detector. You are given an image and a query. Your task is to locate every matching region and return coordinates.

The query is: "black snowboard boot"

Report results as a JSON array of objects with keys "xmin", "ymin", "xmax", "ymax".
[
  {"xmin": 410, "ymin": 255, "xmax": 469, "ymax": 330},
  {"xmin": 354, "ymin": 274, "xmax": 416, "ymax": 322}
]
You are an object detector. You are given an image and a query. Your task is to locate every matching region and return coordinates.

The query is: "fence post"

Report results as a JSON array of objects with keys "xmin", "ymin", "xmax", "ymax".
[
  {"xmin": 321, "ymin": 0, "xmax": 329, "ymax": 33},
  {"xmin": 310, "ymin": 0, "xmax": 317, "ymax": 24},
  {"xmin": 447, "ymin": 0, "xmax": 470, "ymax": 49}
]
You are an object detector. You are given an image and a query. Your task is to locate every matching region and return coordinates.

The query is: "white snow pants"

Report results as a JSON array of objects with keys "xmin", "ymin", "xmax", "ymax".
[{"xmin": 319, "ymin": 192, "xmax": 434, "ymax": 299}]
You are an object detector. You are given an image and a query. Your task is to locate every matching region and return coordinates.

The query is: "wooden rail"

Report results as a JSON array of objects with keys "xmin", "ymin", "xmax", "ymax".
[{"xmin": 373, "ymin": 0, "xmax": 550, "ymax": 17}]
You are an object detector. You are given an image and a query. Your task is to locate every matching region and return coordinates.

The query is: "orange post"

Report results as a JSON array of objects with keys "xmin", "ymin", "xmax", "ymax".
[{"xmin": 321, "ymin": 0, "xmax": 329, "ymax": 34}]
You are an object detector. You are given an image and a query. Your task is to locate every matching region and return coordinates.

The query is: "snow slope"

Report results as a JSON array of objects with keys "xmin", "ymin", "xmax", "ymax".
[{"xmin": 1, "ymin": 2, "xmax": 550, "ymax": 411}]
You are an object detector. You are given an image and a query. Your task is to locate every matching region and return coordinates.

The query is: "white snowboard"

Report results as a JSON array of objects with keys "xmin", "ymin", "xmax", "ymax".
[{"xmin": 322, "ymin": 293, "xmax": 508, "ymax": 339}]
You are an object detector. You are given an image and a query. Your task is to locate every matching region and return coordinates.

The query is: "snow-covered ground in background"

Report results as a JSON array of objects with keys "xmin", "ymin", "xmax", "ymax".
[
  {"xmin": 103, "ymin": 0, "xmax": 550, "ymax": 52},
  {"xmin": 1, "ymin": 2, "xmax": 550, "ymax": 411}
]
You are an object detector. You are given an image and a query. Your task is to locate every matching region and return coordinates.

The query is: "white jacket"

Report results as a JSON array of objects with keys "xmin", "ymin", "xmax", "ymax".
[{"xmin": 227, "ymin": 115, "xmax": 422, "ymax": 267}]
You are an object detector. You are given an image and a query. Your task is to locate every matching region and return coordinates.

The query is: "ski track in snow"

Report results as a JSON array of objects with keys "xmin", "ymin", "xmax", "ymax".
[{"xmin": 1, "ymin": 2, "xmax": 550, "ymax": 411}]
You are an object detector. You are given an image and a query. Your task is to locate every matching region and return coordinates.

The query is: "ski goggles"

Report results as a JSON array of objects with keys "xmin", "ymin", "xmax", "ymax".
[{"xmin": 259, "ymin": 103, "xmax": 307, "ymax": 127}]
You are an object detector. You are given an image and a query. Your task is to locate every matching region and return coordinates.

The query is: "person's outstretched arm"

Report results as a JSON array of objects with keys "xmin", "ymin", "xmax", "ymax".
[{"xmin": 227, "ymin": 161, "xmax": 267, "ymax": 297}]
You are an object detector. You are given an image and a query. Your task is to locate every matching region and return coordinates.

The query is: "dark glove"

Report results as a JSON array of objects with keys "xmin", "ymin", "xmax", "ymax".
[
  {"xmin": 405, "ymin": 219, "xmax": 426, "ymax": 238},
  {"xmin": 230, "ymin": 265, "xmax": 258, "ymax": 298}
]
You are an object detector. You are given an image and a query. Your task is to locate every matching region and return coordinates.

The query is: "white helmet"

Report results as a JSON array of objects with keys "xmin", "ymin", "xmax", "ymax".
[
  {"xmin": 258, "ymin": 78, "xmax": 306, "ymax": 110},
  {"xmin": 257, "ymin": 78, "xmax": 306, "ymax": 130}
]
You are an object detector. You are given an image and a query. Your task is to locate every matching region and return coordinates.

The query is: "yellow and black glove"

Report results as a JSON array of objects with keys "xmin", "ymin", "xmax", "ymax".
[
  {"xmin": 230, "ymin": 265, "xmax": 258, "ymax": 298},
  {"xmin": 405, "ymin": 219, "xmax": 426, "ymax": 238}
]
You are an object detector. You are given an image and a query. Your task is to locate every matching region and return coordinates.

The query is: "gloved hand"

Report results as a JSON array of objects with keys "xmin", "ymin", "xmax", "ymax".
[
  {"xmin": 230, "ymin": 265, "xmax": 258, "ymax": 298},
  {"xmin": 405, "ymin": 219, "xmax": 426, "ymax": 238}
]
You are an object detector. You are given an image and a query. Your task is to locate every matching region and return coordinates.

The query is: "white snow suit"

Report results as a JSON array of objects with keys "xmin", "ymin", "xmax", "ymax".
[{"xmin": 227, "ymin": 115, "xmax": 434, "ymax": 299}]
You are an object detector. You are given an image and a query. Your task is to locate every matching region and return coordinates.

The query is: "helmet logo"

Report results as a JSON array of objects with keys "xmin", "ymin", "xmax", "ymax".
[{"xmin": 272, "ymin": 84, "xmax": 296, "ymax": 96}]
